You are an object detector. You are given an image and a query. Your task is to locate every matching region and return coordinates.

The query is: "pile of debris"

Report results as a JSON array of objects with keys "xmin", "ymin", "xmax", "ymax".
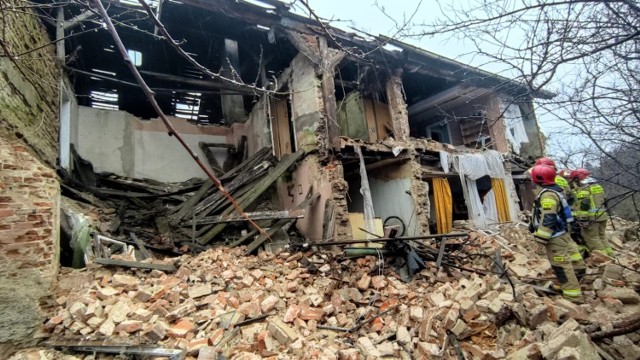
[
  {"xmin": 61, "ymin": 147, "xmax": 308, "ymax": 252},
  {"xmin": 26, "ymin": 222, "xmax": 640, "ymax": 359}
]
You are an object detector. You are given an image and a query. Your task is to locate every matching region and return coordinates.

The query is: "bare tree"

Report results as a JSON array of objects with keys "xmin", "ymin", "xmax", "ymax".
[{"xmin": 403, "ymin": 0, "xmax": 639, "ymax": 218}]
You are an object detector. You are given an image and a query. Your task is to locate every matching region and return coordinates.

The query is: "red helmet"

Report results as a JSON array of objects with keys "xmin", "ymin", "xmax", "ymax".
[
  {"xmin": 558, "ymin": 169, "xmax": 571, "ymax": 178},
  {"xmin": 531, "ymin": 165, "xmax": 556, "ymax": 185},
  {"xmin": 535, "ymin": 157, "xmax": 556, "ymax": 168},
  {"xmin": 569, "ymin": 168, "xmax": 590, "ymax": 182}
]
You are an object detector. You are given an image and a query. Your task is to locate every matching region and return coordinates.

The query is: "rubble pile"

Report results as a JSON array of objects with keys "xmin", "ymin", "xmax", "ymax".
[
  {"xmin": 60, "ymin": 147, "xmax": 309, "ymax": 252},
  {"xmin": 36, "ymin": 222, "xmax": 640, "ymax": 360}
]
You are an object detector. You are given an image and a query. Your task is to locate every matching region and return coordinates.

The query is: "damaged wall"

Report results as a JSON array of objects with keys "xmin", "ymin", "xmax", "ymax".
[
  {"xmin": 348, "ymin": 161, "xmax": 422, "ymax": 236},
  {"xmin": 386, "ymin": 72, "xmax": 410, "ymax": 142},
  {"xmin": 0, "ymin": 3, "xmax": 62, "ymax": 348},
  {"xmin": 0, "ymin": 137, "xmax": 60, "ymax": 346},
  {"xmin": 277, "ymin": 156, "xmax": 333, "ymax": 241},
  {"xmin": 75, "ymin": 106, "xmax": 233, "ymax": 182},
  {"xmin": 0, "ymin": 2, "xmax": 60, "ymax": 166},
  {"xmin": 290, "ymin": 53, "xmax": 324, "ymax": 152},
  {"xmin": 409, "ymin": 159, "xmax": 431, "ymax": 235},
  {"xmin": 238, "ymin": 95, "xmax": 273, "ymax": 156},
  {"xmin": 517, "ymin": 101, "xmax": 545, "ymax": 159}
]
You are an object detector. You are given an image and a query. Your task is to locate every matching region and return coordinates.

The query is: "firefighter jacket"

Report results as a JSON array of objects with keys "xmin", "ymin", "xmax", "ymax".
[
  {"xmin": 573, "ymin": 182, "xmax": 609, "ymax": 221},
  {"xmin": 531, "ymin": 185, "xmax": 574, "ymax": 242},
  {"xmin": 555, "ymin": 175, "xmax": 570, "ymax": 197}
]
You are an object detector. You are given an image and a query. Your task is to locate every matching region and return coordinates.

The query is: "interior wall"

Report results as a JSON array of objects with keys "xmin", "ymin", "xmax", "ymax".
[
  {"xmin": 345, "ymin": 161, "xmax": 421, "ymax": 236},
  {"xmin": 290, "ymin": 54, "xmax": 324, "ymax": 151},
  {"xmin": 517, "ymin": 101, "xmax": 545, "ymax": 159},
  {"xmin": 276, "ymin": 155, "xmax": 334, "ymax": 241},
  {"xmin": 75, "ymin": 106, "xmax": 233, "ymax": 182}
]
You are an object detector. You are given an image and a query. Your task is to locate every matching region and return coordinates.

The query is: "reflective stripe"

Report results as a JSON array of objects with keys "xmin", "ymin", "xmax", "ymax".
[
  {"xmin": 563, "ymin": 289, "xmax": 582, "ymax": 297},
  {"xmin": 552, "ymin": 256, "xmax": 565, "ymax": 262},
  {"xmin": 589, "ymin": 185, "xmax": 604, "ymax": 194},
  {"xmin": 555, "ymin": 176, "xmax": 569, "ymax": 189},
  {"xmin": 535, "ymin": 229, "xmax": 552, "ymax": 239},
  {"xmin": 569, "ymin": 253, "xmax": 583, "ymax": 261}
]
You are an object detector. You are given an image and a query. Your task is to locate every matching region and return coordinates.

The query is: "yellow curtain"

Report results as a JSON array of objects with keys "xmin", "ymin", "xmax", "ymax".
[
  {"xmin": 491, "ymin": 178, "xmax": 511, "ymax": 222},
  {"xmin": 432, "ymin": 178, "xmax": 453, "ymax": 234}
]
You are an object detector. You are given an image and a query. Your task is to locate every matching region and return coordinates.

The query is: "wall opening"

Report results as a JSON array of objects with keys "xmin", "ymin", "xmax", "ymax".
[
  {"xmin": 334, "ymin": 61, "xmax": 391, "ymax": 142},
  {"xmin": 342, "ymin": 154, "xmax": 419, "ymax": 237}
]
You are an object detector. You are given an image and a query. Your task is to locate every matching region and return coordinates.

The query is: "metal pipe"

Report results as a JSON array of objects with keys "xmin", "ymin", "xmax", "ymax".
[{"xmin": 308, "ymin": 232, "xmax": 468, "ymax": 246}]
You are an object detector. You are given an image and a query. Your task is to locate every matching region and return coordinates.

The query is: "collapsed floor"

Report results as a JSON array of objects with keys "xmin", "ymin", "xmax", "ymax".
[{"xmin": 7, "ymin": 216, "xmax": 640, "ymax": 360}]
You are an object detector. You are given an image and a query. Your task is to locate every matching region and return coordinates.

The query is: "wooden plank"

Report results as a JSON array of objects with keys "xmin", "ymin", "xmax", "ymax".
[
  {"xmin": 184, "ymin": 209, "xmax": 305, "ymax": 226},
  {"xmin": 199, "ymin": 142, "xmax": 223, "ymax": 175},
  {"xmin": 363, "ymin": 98, "xmax": 378, "ymax": 142},
  {"xmin": 322, "ymin": 202, "xmax": 336, "ymax": 242},
  {"xmin": 192, "ymin": 161, "xmax": 271, "ymax": 219},
  {"xmin": 94, "ymin": 258, "xmax": 175, "ymax": 272},
  {"xmin": 373, "ymin": 100, "xmax": 392, "ymax": 140},
  {"xmin": 198, "ymin": 149, "xmax": 306, "ymax": 244},
  {"xmin": 220, "ymin": 147, "xmax": 271, "ymax": 181},
  {"xmin": 244, "ymin": 193, "xmax": 320, "ymax": 254},
  {"xmin": 130, "ymin": 232, "xmax": 152, "ymax": 260},
  {"xmin": 228, "ymin": 228, "xmax": 259, "ymax": 248},
  {"xmin": 169, "ymin": 180, "xmax": 214, "ymax": 225},
  {"xmin": 272, "ymin": 98, "xmax": 292, "ymax": 159}
]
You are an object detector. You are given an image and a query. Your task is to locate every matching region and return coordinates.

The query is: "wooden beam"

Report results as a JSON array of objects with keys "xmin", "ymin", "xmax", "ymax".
[
  {"xmin": 198, "ymin": 142, "xmax": 224, "ymax": 175},
  {"xmin": 244, "ymin": 193, "xmax": 320, "ymax": 254},
  {"xmin": 130, "ymin": 232, "xmax": 152, "ymax": 260},
  {"xmin": 94, "ymin": 258, "xmax": 175, "ymax": 272},
  {"xmin": 198, "ymin": 149, "xmax": 305, "ymax": 244},
  {"xmin": 184, "ymin": 209, "xmax": 305, "ymax": 226},
  {"xmin": 139, "ymin": 70, "xmax": 254, "ymax": 94}
]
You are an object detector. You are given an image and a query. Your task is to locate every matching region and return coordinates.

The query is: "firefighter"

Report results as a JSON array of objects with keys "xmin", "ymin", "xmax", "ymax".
[
  {"xmin": 535, "ymin": 157, "xmax": 570, "ymax": 196},
  {"xmin": 529, "ymin": 165, "xmax": 586, "ymax": 301},
  {"xmin": 569, "ymin": 168, "xmax": 614, "ymax": 257}
]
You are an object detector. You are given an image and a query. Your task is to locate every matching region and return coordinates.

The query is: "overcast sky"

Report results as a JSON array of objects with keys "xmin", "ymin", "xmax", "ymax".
[{"xmin": 289, "ymin": 0, "xmax": 479, "ymax": 68}]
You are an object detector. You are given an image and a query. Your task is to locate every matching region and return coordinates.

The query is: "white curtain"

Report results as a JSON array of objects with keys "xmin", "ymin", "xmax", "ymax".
[{"xmin": 499, "ymin": 100, "xmax": 529, "ymax": 154}]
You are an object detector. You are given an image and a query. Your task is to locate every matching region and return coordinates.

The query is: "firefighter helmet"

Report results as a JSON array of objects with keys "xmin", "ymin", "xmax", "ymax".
[
  {"xmin": 558, "ymin": 169, "xmax": 572, "ymax": 178},
  {"xmin": 569, "ymin": 168, "xmax": 590, "ymax": 182},
  {"xmin": 535, "ymin": 157, "xmax": 556, "ymax": 169},
  {"xmin": 531, "ymin": 165, "xmax": 557, "ymax": 186}
]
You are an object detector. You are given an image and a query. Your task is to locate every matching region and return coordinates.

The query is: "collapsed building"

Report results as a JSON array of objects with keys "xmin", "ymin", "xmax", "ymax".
[
  {"xmin": 48, "ymin": 0, "xmax": 549, "ymax": 244},
  {"xmin": 9, "ymin": 1, "xmax": 640, "ymax": 359}
]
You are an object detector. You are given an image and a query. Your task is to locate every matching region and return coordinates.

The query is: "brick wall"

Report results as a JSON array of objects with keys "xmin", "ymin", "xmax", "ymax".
[
  {"xmin": 0, "ymin": 137, "xmax": 60, "ymax": 278},
  {"xmin": 0, "ymin": 4, "xmax": 61, "ymax": 346},
  {"xmin": 0, "ymin": 1, "xmax": 61, "ymax": 166}
]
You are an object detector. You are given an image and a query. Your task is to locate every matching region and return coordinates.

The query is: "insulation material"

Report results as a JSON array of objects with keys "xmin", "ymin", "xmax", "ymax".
[
  {"xmin": 499, "ymin": 100, "xmax": 529, "ymax": 154},
  {"xmin": 355, "ymin": 146, "xmax": 376, "ymax": 240},
  {"xmin": 439, "ymin": 151, "xmax": 450, "ymax": 173},
  {"xmin": 432, "ymin": 178, "xmax": 453, "ymax": 234}
]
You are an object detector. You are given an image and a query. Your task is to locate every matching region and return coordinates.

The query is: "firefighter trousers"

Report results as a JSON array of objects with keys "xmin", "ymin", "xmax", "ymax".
[
  {"xmin": 545, "ymin": 234, "xmax": 586, "ymax": 298},
  {"xmin": 581, "ymin": 220, "xmax": 612, "ymax": 256}
]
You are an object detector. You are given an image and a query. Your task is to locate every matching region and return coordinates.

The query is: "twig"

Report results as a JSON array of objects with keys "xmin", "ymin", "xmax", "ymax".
[{"xmin": 89, "ymin": 0, "xmax": 272, "ymax": 243}]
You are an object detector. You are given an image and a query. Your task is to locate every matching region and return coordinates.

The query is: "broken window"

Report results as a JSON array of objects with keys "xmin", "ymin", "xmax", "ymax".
[{"xmin": 126, "ymin": 49, "xmax": 142, "ymax": 67}]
